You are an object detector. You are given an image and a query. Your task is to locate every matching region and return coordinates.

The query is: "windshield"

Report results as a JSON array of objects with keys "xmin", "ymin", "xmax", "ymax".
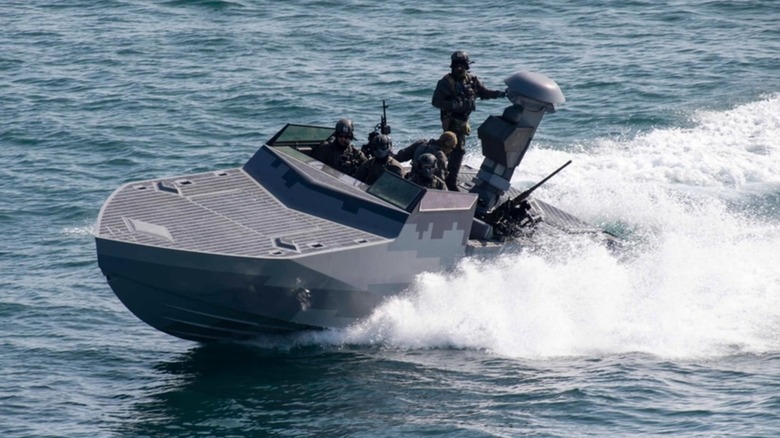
[
  {"xmin": 367, "ymin": 170, "xmax": 424, "ymax": 212},
  {"xmin": 267, "ymin": 124, "xmax": 334, "ymax": 147}
]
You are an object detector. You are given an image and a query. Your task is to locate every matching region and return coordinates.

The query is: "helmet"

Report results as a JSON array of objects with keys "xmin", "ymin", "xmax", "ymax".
[
  {"xmin": 438, "ymin": 131, "xmax": 457, "ymax": 154},
  {"xmin": 335, "ymin": 118, "xmax": 354, "ymax": 139},
  {"xmin": 371, "ymin": 134, "xmax": 392, "ymax": 160},
  {"xmin": 417, "ymin": 153, "xmax": 437, "ymax": 179},
  {"xmin": 450, "ymin": 50, "xmax": 472, "ymax": 68}
]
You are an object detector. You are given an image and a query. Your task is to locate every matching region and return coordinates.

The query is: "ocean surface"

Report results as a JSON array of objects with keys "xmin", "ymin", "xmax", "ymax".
[{"xmin": 2, "ymin": 0, "xmax": 779, "ymax": 436}]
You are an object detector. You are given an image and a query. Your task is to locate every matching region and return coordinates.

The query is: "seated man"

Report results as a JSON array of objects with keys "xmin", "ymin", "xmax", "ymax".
[
  {"xmin": 310, "ymin": 118, "xmax": 367, "ymax": 176},
  {"xmin": 394, "ymin": 131, "xmax": 456, "ymax": 181},
  {"xmin": 360, "ymin": 131, "xmax": 379, "ymax": 159},
  {"xmin": 407, "ymin": 153, "xmax": 447, "ymax": 190},
  {"xmin": 354, "ymin": 134, "xmax": 405, "ymax": 184}
]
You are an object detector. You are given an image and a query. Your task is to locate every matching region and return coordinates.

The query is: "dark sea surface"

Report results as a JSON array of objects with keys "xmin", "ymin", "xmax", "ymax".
[{"xmin": 2, "ymin": 0, "xmax": 780, "ymax": 436}]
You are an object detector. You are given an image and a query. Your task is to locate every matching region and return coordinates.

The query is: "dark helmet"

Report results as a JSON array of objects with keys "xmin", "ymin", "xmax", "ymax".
[
  {"xmin": 335, "ymin": 118, "xmax": 354, "ymax": 139},
  {"xmin": 417, "ymin": 153, "xmax": 437, "ymax": 179},
  {"xmin": 370, "ymin": 133, "xmax": 392, "ymax": 160},
  {"xmin": 450, "ymin": 50, "xmax": 472, "ymax": 69}
]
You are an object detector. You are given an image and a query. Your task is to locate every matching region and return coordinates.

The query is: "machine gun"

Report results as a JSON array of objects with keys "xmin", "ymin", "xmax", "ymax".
[
  {"xmin": 484, "ymin": 160, "xmax": 572, "ymax": 239},
  {"xmin": 363, "ymin": 100, "xmax": 392, "ymax": 158},
  {"xmin": 375, "ymin": 100, "xmax": 391, "ymax": 135}
]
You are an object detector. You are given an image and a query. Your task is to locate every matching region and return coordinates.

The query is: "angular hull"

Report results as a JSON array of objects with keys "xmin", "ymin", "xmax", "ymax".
[
  {"xmin": 95, "ymin": 73, "xmax": 618, "ymax": 342},
  {"xmin": 97, "ymin": 240, "xmax": 395, "ymax": 341},
  {"xmin": 94, "ymin": 142, "xmax": 480, "ymax": 340}
]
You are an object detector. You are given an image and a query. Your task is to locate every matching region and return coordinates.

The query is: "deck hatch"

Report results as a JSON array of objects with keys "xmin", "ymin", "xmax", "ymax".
[
  {"xmin": 123, "ymin": 217, "xmax": 174, "ymax": 242},
  {"xmin": 156, "ymin": 181, "xmax": 180, "ymax": 195},
  {"xmin": 273, "ymin": 237, "xmax": 299, "ymax": 252}
]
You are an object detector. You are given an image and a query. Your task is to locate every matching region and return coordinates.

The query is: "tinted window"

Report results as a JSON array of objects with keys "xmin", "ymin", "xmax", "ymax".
[
  {"xmin": 367, "ymin": 171, "xmax": 424, "ymax": 211},
  {"xmin": 268, "ymin": 124, "xmax": 334, "ymax": 147}
]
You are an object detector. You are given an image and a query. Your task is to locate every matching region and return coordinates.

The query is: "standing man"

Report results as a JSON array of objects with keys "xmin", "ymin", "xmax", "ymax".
[
  {"xmin": 432, "ymin": 50, "xmax": 505, "ymax": 190},
  {"xmin": 310, "ymin": 118, "xmax": 367, "ymax": 176}
]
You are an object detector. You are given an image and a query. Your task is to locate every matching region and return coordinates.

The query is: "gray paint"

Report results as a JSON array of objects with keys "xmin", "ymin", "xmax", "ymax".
[{"xmin": 94, "ymin": 71, "xmax": 616, "ymax": 342}]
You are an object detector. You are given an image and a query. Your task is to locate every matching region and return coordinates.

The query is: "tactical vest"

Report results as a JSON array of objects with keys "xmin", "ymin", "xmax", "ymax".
[
  {"xmin": 442, "ymin": 73, "xmax": 477, "ymax": 123},
  {"xmin": 445, "ymin": 73, "xmax": 477, "ymax": 102},
  {"xmin": 339, "ymin": 146, "xmax": 365, "ymax": 175}
]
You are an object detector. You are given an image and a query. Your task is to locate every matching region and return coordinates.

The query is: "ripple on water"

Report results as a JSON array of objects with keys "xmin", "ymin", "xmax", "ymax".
[{"xmin": 2, "ymin": 0, "xmax": 780, "ymax": 436}]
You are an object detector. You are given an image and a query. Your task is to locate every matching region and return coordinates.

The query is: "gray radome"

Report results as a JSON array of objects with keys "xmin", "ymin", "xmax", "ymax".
[{"xmin": 504, "ymin": 71, "xmax": 565, "ymax": 105}]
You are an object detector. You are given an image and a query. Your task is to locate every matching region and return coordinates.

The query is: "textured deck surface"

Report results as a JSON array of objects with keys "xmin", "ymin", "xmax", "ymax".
[
  {"xmin": 99, "ymin": 157, "xmax": 601, "ymax": 259},
  {"xmin": 97, "ymin": 167, "xmax": 387, "ymax": 258}
]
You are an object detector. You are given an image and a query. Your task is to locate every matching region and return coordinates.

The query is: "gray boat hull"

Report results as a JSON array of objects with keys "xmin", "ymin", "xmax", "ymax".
[
  {"xmin": 94, "ymin": 72, "xmax": 618, "ymax": 342},
  {"xmin": 98, "ymin": 240, "xmax": 384, "ymax": 341},
  {"xmin": 95, "ymin": 182, "xmax": 480, "ymax": 341}
]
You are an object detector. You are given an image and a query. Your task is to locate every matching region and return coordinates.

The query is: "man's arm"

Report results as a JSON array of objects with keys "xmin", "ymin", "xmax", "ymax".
[
  {"xmin": 432, "ymin": 77, "xmax": 454, "ymax": 111},
  {"xmin": 394, "ymin": 140, "xmax": 424, "ymax": 163},
  {"xmin": 435, "ymin": 150, "xmax": 449, "ymax": 177},
  {"xmin": 310, "ymin": 141, "xmax": 330, "ymax": 162},
  {"xmin": 473, "ymin": 75, "xmax": 505, "ymax": 100},
  {"xmin": 353, "ymin": 160, "xmax": 370, "ymax": 182}
]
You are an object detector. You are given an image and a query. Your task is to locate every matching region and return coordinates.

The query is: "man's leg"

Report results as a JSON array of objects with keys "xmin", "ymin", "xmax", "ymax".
[{"xmin": 444, "ymin": 128, "xmax": 466, "ymax": 191}]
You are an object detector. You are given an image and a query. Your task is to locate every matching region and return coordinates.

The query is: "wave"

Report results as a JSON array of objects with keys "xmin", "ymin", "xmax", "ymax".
[{"xmin": 302, "ymin": 96, "xmax": 780, "ymax": 360}]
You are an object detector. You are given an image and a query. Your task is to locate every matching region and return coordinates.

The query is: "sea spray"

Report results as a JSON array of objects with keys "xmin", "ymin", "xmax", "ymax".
[{"xmin": 323, "ymin": 96, "xmax": 780, "ymax": 359}]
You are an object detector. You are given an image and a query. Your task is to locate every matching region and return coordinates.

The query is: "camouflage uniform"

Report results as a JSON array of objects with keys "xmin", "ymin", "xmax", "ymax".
[
  {"xmin": 408, "ymin": 172, "xmax": 447, "ymax": 190},
  {"xmin": 432, "ymin": 51, "xmax": 504, "ymax": 190},
  {"xmin": 406, "ymin": 152, "xmax": 448, "ymax": 191},
  {"xmin": 359, "ymin": 131, "xmax": 380, "ymax": 159},
  {"xmin": 311, "ymin": 140, "xmax": 367, "ymax": 176},
  {"xmin": 394, "ymin": 139, "xmax": 449, "ymax": 180},
  {"xmin": 354, "ymin": 156, "xmax": 405, "ymax": 185}
]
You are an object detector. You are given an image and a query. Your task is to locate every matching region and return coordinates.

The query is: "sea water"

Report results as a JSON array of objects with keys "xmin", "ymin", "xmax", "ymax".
[{"xmin": 2, "ymin": 1, "xmax": 779, "ymax": 436}]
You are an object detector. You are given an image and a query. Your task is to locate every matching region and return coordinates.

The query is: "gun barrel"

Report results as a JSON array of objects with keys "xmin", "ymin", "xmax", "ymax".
[
  {"xmin": 514, "ymin": 160, "xmax": 572, "ymax": 203},
  {"xmin": 380, "ymin": 100, "xmax": 391, "ymax": 134}
]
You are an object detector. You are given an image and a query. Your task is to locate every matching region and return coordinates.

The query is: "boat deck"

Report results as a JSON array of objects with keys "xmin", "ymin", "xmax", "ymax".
[{"xmin": 96, "ymin": 167, "xmax": 388, "ymax": 258}]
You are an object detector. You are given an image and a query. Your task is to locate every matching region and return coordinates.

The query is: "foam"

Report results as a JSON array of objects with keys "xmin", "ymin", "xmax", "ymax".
[
  {"xmin": 298, "ymin": 97, "xmax": 780, "ymax": 359},
  {"xmin": 328, "ymin": 220, "xmax": 779, "ymax": 359}
]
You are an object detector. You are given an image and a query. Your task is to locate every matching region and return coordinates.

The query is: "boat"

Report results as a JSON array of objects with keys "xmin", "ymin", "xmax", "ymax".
[{"xmin": 94, "ymin": 71, "xmax": 617, "ymax": 342}]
